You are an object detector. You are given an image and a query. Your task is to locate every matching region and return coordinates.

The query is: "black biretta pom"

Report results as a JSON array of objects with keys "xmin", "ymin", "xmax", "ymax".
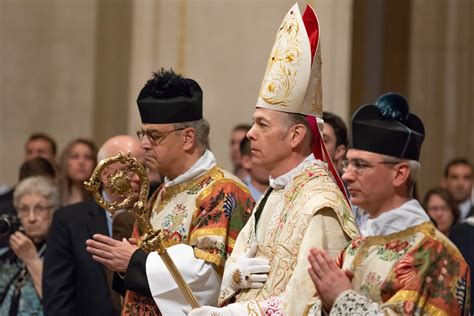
[
  {"xmin": 375, "ymin": 92, "xmax": 410, "ymax": 121},
  {"xmin": 147, "ymin": 68, "xmax": 193, "ymax": 99}
]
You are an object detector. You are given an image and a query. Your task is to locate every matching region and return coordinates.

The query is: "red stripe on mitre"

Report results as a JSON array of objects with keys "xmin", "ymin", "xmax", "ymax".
[
  {"xmin": 302, "ymin": 5, "xmax": 319, "ymax": 65},
  {"xmin": 306, "ymin": 115, "xmax": 350, "ymax": 204}
]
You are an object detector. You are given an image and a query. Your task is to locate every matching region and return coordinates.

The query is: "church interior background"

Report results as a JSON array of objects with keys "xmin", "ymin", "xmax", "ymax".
[{"xmin": 0, "ymin": 0, "xmax": 472, "ymax": 197}]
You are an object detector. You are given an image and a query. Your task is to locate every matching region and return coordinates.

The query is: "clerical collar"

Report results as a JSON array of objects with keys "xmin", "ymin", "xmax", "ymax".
[
  {"xmin": 269, "ymin": 154, "xmax": 316, "ymax": 190},
  {"xmin": 164, "ymin": 149, "xmax": 217, "ymax": 187},
  {"xmin": 364, "ymin": 199, "xmax": 430, "ymax": 237}
]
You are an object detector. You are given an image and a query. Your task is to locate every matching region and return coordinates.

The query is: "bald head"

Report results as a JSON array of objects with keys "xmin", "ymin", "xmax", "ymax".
[
  {"xmin": 97, "ymin": 135, "xmax": 145, "ymax": 203},
  {"xmin": 98, "ymin": 135, "xmax": 144, "ymax": 161}
]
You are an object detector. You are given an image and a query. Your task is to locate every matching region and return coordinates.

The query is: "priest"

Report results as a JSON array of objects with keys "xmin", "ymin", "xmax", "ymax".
[
  {"xmin": 306, "ymin": 93, "xmax": 471, "ymax": 315},
  {"xmin": 188, "ymin": 4, "xmax": 359, "ymax": 315},
  {"xmin": 86, "ymin": 69, "xmax": 255, "ymax": 315}
]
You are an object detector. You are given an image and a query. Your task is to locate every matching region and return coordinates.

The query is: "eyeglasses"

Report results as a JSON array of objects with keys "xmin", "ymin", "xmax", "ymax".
[
  {"xmin": 17, "ymin": 204, "xmax": 53, "ymax": 217},
  {"xmin": 136, "ymin": 128, "xmax": 186, "ymax": 145},
  {"xmin": 342, "ymin": 159, "xmax": 400, "ymax": 176}
]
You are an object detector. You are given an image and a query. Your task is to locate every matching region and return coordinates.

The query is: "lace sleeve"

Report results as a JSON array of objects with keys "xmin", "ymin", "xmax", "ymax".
[{"xmin": 330, "ymin": 290, "xmax": 384, "ymax": 316}]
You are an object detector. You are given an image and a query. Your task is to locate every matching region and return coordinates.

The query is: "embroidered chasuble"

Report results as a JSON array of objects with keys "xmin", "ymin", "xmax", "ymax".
[
  {"xmin": 122, "ymin": 165, "xmax": 254, "ymax": 315},
  {"xmin": 306, "ymin": 221, "xmax": 471, "ymax": 315},
  {"xmin": 219, "ymin": 156, "xmax": 359, "ymax": 315}
]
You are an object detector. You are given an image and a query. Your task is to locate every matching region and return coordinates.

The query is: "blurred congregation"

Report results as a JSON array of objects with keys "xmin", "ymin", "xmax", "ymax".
[{"xmin": 0, "ymin": 0, "xmax": 473, "ymax": 315}]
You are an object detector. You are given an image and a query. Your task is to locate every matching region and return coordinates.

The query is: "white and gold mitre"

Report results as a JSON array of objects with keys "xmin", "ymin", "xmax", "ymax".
[{"xmin": 256, "ymin": 3, "xmax": 322, "ymax": 117}]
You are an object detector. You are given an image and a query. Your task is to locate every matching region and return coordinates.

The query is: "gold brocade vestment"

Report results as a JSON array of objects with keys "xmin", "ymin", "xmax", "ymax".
[
  {"xmin": 306, "ymin": 221, "xmax": 471, "ymax": 315},
  {"xmin": 122, "ymin": 165, "xmax": 254, "ymax": 315},
  {"xmin": 219, "ymin": 158, "xmax": 359, "ymax": 315}
]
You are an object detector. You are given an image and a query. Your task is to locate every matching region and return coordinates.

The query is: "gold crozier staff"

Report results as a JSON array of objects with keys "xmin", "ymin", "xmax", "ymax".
[
  {"xmin": 85, "ymin": 69, "xmax": 255, "ymax": 315},
  {"xmin": 84, "ymin": 152, "xmax": 200, "ymax": 308}
]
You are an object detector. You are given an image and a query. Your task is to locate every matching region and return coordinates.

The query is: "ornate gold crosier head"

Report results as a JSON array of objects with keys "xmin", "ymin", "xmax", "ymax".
[{"xmin": 84, "ymin": 152, "xmax": 164, "ymax": 252}]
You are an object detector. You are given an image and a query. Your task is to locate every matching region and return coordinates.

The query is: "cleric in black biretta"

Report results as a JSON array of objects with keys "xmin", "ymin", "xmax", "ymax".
[
  {"xmin": 137, "ymin": 69, "xmax": 203, "ymax": 124},
  {"xmin": 351, "ymin": 92, "xmax": 425, "ymax": 161}
]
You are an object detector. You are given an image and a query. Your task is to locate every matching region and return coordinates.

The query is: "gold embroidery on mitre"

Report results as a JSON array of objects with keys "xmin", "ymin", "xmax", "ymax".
[
  {"xmin": 259, "ymin": 8, "xmax": 302, "ymax": 107},
  {"xmin": 257, "ymin": 4, "xmax": 322, "ymax": 117}
]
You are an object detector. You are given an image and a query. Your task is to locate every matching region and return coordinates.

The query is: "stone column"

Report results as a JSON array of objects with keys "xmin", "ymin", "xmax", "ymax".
[
  {"xmin": 126, "ymin": 0, "xmax": 355, "ymax": 171},
  {"xmin": 409, "ymin": 0, "xmax": 474, "ymax": 195},
  {"xmin": 92, "ymin": 0, "xmax": 133, "ymax": 144},
  {"xmin": 0, "ymin": 0, "xmax": 355, "ymax": 185},
  {"xmin": 0, "ymin": 0, "xmax": 98, "ymax": 186}
]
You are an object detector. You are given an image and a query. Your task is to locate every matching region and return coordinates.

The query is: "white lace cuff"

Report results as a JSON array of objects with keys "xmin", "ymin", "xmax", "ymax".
[{"xmin": 330, "ymin": 290, "xmax": 383, "ymax": 316}]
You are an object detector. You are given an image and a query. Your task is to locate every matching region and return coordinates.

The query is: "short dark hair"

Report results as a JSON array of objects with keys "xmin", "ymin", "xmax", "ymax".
[
  {"xmin": 240, "ymin": 137, "xmax": 251, "ymax": 156},
  {"xmin": 423, "ymin": 187, "xmax": 460, "ymax": 225},
  {"xmin": 443, "ymin": 158, "xmax": 473, "ymax": 178},
  {"xmin": 322, "ymin": 111, "xmax": 348, "ymax": 147},
  {"xmin": 27, "ymin": 132, "xmax": 57, "ymax": 155},
  {"xmin": 19, "ymin": 157, "xmax": 57, "ymax": 181},
  {"xmin": 233, "ymin": 124, "xmax": 252, "ymax": 133}
]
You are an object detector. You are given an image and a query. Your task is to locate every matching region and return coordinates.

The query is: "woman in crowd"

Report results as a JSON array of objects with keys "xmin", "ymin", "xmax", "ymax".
[
  {"xmin": 423, "ymin": 187, "xmax": 460, "ymax": 236},
  {"xmin": 58, "ymin": 138, "xmax": 97, "ymax": 206},
  {"xmin": 0, "ymin": 176, "xmax": 60, "ymax": 315}
]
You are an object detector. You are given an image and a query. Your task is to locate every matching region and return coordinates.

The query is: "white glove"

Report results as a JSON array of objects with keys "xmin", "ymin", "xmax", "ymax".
[
  {"xmin": 184, "ymin": 303, "xmax": 245, "ymax": 316},
  {"xmin": 222, "ymin": 243, "xmax": 270, "ymax": 291}
]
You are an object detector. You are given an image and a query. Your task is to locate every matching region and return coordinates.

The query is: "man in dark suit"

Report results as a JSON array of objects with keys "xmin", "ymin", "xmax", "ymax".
[
  {"xmin": 450, "ymin": 217, "xmax": 474, "ymax": 315},
  {"xmin": 42, "ymin": 135, "xmax": 144, "ymax": 315}
]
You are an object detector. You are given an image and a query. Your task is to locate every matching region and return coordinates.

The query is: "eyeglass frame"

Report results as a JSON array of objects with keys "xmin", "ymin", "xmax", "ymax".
[
  {"xmin": 136, "ymin": 127, "xmax": 186, "ymax": 145},
  {"xmin": 17, "ymin": 204, "xmax": 54, "ymax": 217},
  {"xmin": 342, "ymin": 158, "xmax": 401, "ymax": 176}
]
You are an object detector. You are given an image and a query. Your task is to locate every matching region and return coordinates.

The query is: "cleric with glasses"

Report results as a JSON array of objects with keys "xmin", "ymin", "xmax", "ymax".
[{"xmin": 136, "ymin": 127, "xmax": 186, "ymax": 146}]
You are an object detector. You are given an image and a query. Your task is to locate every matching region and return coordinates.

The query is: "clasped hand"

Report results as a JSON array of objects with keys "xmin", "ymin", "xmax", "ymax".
[
  {"xmin": 86, "ymin": 234, "xmax": 138, "ymax": 272},
  {"xmin": 307, "ymin": 248, "xmax": 353, "ymax": 311}
]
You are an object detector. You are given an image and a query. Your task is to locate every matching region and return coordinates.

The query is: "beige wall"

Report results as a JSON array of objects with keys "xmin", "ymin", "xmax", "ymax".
[
  {"xmin": 1, "ymin": 0, "xmax": 471, "ymax": 196},
  {"xmin": 0, "ymin": 0, "xmax": 368, "ymax": 188},
  {"xmin": 126, "ymin": 0, "xmax": 354, "ymax": 173},
  {"xmin": 0, "ymin": 0, "xmax": 98, "ymax": 186}
]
